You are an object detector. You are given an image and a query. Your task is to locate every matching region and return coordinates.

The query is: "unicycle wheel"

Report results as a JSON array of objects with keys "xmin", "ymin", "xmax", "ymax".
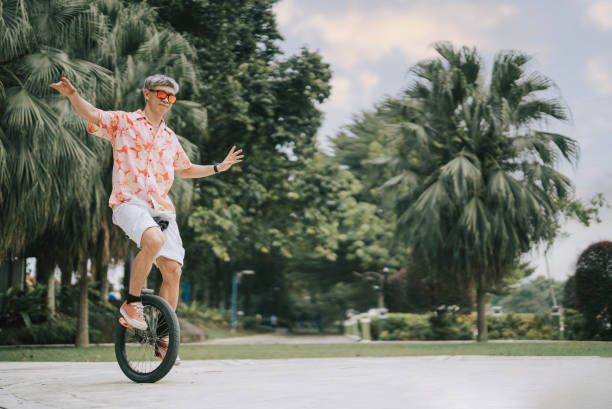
[{"xmin": 114, "ymin": 292, "xmax": 180, "ymax": 383}]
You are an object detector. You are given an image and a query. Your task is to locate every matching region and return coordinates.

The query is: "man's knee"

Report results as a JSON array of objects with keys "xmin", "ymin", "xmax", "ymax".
[
  {"xmin": 141, "ymin": 227, "xmax": 165, "ymax": 254},
  {"xmin": 159, "ymin": 257, "xmax": 181, "ymax": 283}
]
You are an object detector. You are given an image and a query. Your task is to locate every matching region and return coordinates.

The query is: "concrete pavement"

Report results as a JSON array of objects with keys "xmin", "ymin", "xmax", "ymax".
[{"xmin": 1, "ymin": 356, "xmax": 611, "ymax": 409}]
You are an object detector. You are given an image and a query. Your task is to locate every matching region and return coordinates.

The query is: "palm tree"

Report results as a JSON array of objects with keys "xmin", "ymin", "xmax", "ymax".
[
  {"xmin": 382, "ymin": 43, "xmax": 578, "ymax": 341},
  {"xmin": 1, "ymin": 0, "xmax": 116, "ymax": 347},
  {"xmin": 1, "ymin": 0, "xmax": 204, "ymax": 346},
  {"xmin": 0, "ymin": 0, "xmax": 111, "ymax": 259}
]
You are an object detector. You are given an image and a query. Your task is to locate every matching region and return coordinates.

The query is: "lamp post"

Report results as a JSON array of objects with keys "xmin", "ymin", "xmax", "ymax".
[
  {"xmin": 353, "ymin": 267, "xmax": 392, "ymax": 310},
  {"xmin": 231, "ymin": 270, "xmax": 255, "ymax": 332},
  {"xmin": 379, "ymin": 267, "xmax": 389, "ymax": 309}
]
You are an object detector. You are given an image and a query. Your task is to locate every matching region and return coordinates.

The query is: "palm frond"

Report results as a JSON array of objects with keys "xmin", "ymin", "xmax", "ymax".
[
  {"xmin": 0, "ymin": 0, "xmax": 32, "ymax": 62},
  {"xmin": 439, "ymin": 153, "xmax": 482, "ymax": 197},
  {"xmin": 516, "ymin": 98, "xmax": 568, "ymax": 123},
  {"xmin": 535, "ymin": 131, "xmax": 579, "ymax": 163}
]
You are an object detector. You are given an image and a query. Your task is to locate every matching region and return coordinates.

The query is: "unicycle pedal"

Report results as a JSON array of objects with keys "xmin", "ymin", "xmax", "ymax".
[{"xmin": 118, "ymin": 317, "xmax": 134, "ymax": 328}]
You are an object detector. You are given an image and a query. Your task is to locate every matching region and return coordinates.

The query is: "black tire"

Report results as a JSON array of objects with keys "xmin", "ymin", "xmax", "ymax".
[{"xmin": 115, "ymin": 294, "xmax": 180, "ymax": 383}]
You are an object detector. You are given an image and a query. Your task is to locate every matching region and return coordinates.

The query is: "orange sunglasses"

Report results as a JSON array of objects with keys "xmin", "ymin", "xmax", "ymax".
[{"xmin": 149, "ymin": 89, "xmax": 176, "ymax": 104}]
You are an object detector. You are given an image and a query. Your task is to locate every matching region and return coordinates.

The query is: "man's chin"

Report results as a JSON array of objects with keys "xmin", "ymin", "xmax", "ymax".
[{"xmin": 155, "ymin": 105, "xmax": 171, "ymax": 115}]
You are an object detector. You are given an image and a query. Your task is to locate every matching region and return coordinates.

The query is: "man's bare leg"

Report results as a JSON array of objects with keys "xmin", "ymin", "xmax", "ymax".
[
  {"xmin": 129, "ymin": 227, "xmax": 165, "ymax": 297},
  {"xmin": 157, "ymin": 256, "xmax": 182, "ymax": 310}
]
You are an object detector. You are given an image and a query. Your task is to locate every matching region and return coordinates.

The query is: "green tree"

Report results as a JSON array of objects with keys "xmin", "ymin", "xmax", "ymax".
[
  {"xmin": 491, "ymin": 276, "xmax": 566, "ymax": 314},
  {"xmin": 144, "ymin": 0, "xmax": 338, "ymax": 315},
  {"xmin": 332, "ymin": 106, "xmax": 476, "ymax": 312},
  {"xmin": 380, "ymin": 43, "xmax": 579, "ymax": 342},
  {"xmin": 573, "ymin": 241, "xmax": 612, "ymax": 340}
]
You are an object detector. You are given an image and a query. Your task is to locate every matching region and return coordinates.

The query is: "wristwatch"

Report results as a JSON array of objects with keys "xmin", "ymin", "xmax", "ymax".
[{"xmin": 213, "ymin": 163, "xmax": 219, "ymax": 174}]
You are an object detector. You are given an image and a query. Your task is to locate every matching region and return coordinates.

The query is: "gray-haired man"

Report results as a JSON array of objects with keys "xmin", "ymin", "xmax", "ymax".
[{"xmin": 51, "ymin": 74, "xmax": 244, "ymax": 360}]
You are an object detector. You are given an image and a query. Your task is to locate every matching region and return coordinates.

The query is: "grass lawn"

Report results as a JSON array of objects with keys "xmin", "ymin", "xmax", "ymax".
[
  {"xmin": 199, "ymin": 327, "xmax": 257, "ymax": 340},
  {"xmin": 1, "ymin": 341, "xmax": 611, "ymax": 362}
]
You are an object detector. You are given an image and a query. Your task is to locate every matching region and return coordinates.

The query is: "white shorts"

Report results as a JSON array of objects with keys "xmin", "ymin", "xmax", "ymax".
[{"xmin": 112, "ymin": 200, "xmax": 185, "ymax": 265}]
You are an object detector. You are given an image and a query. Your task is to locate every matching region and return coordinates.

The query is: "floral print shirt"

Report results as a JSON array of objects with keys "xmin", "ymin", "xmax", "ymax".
[{"xmin": 87, "ymin": 109, "xmax": 192, "ymax": 213}]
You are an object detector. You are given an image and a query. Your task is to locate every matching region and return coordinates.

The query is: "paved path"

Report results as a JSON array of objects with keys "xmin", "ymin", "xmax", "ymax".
[{"xmin": 2, "ymin": 356, "xmax": 611, "ymax": 409}]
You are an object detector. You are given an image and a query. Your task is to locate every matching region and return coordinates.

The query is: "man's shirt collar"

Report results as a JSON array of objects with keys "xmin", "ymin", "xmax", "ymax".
[{"xmin": 134, "ymin": 109, "xmax": 166, "ymax": 127}]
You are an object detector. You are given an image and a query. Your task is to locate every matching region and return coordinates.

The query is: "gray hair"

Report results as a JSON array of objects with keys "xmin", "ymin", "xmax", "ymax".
[{"xmin": 143, "ymin": 74, "xmax": 179, "ymax": 94}]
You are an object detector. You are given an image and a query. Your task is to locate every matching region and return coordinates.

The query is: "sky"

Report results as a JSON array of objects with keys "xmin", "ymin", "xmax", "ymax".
[{"xmin": 272, "ymin": 0, "xmax": 612, "ymax": 282}]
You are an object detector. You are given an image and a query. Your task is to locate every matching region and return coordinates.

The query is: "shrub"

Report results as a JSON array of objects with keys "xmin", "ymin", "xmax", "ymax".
[
  {"xmin": 0, "ymin": 284, "xmax": 122, "ymax": 345},
  {"xmin": 429, "ymin": 305, "xmax": 473, "ymax": 340},
  {"xmin": 368, "ymin": 311, "xmax": 563, "ymax": 341},
  {"xmin": 176, "ymin": 301, "xmax": 229, "ymax": 326},
  {"xmin": 0, "ymin": 315, "xmax": 77, "ymax": 345},
  {"xmin": 574, "ymin": 241, "xmax": 612, "ymax": 340},
  {"xmin": 374, "ymin": 313, "xmax": 433, "ymax": 340},
  {"xmin": 88, "ymin": 300, "xmax": 119, "ymax": 343},
  {"xmin": 562, "ymin": 308, "xmax": 589, "ymax": 340},
  {"xmin": 0, "ymin": 286, "xmax": 49, "ymax": 328}
]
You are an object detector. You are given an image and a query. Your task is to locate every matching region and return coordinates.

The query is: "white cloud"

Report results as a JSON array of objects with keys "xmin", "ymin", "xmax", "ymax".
[
  {"xmin": 586, "ymin": 1, "xmax": 612, "ymax": 30},
  {"xmin": 323, "ymin": 76, "xmax": 352, "ymax": 110},
  {"xmin": 586, "ymin": 56, "xmax": 612, "ymax": 95},
  {"xmin": 273, "ymin": 0, "xmax": 296, "ymax": 27},
  {"xmin": 358, "ymin": 71, "xmax": 380, "ymax": 103},
  {"xmin": 278, "ymin": 2, "xmax": 518, "ymax": 69}
]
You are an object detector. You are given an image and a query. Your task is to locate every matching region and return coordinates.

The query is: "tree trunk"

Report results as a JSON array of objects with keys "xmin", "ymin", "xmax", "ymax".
[
  {"xmin": 36, "ymin": 256, "xmax": 56, "ymax": 315},
  {"xmin": 76, "ymin": 258, "xmax": 89, "ymax": 348},
  {"xmin": 204, "ymin": 280, "xmax": 210, "ymax": 307},
  {"xmin": 47, "ymin": 271, "xmax": 56, "ymax": 315},
  {"xmin": 476, "ymin": 270, "xmax": 488, "ymax": 342},
  {"xmin": 60, "ymin": 266, "xmax": 72, "ymax": 288},
  {"xmin": 57, "ymin": 260, "xmax": 73, "ymax": 311},
  {"xmin": 97, "ymin": 222, "xmax": 111, "ymax": 304},
  {"xmin": 122, "ymin": 248, "xmax": 134, "ymax": 299},
  {"xmin": 123, "ymin": 257, "xmax": 130, "ymax": 298},
  {"xmin": 98, "ymin": 263, "xmax": 109, "ymax": 304}
]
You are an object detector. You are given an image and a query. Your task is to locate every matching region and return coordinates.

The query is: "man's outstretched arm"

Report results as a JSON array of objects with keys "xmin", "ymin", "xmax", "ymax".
[
  {"xmin": 50, "ymin": 77, "xmax": 99, "ymax": 124},
  {"xmin": 176, "ymin": 146, "xmax": 244, "ymax": 178}
]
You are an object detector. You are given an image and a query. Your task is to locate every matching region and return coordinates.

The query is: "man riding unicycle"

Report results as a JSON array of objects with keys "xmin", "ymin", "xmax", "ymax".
[{"xmin": 51, "ymin": 74, "xmax": 244, "ymax": 367}]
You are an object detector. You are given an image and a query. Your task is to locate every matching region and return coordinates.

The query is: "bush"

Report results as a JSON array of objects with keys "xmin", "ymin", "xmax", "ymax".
[
  {"xmin": 0, "ymin": 284, "xmax": 121, "ymax": 345},
  {"xmin": 88, "ymin": 300, "xmax": 119, "ymax": 343},
  {"xmin": 0, "ymin": 286, "xmax": 49, "ymax": 328},
  {"xmin": 485, "ymin": 313, "xmax": 560, "ymax": 340},
  {"xmin": 574, "ymin": 241, "xmax": 612, "ymax": 340},
  {"xmin": 369, "ymin": 311, "xmax": 566, "ymax": 341},
  {"xmin": 429, "ymin": 305, "xmax": 473, "ymax": 340},
  {"xmin": 176, "ymin": 301, "xmax": 230, "ymax": 327},
  {"xmin": 373, "ymin": 313, "xmax": 433, "ymax": 340},
  {"xmin": 562, "ymin": 308, "xmax": 589, "ymax": 340},
  {"xmin": 0, "ymin": 314, "xmax": 77, "ymax": 345}
]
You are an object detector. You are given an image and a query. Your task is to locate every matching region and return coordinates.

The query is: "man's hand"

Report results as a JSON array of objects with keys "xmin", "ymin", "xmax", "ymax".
[
  {"xmin": 217, "ymin": 146, "xmax": 244, "ymax": 172},
  {"xmin": 49, "ymin": 77, "xmax": 99, "ymax": 124},
  {"xmin": 49, "ymin": 77, "xmax": 78, "ymax": 97}
]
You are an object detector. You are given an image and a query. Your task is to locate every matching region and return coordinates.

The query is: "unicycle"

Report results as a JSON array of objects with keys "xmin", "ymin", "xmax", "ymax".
[{"xmin": 114, "ymin": 289, "xmax": 180, "ymax": 383}]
